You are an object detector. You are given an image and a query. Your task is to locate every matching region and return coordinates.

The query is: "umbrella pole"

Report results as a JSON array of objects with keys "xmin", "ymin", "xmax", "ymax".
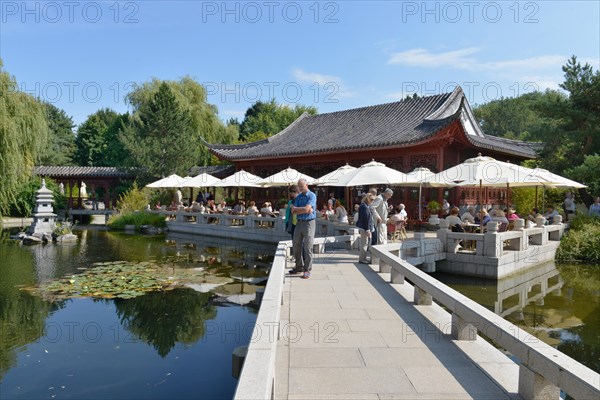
[
  {"xmin": 535, "ymin": 186, "xmax": 538, "ymax": 209},
  {"xmin": 479, "ymin": 179, "xmax": 483, "ymax": 233},
  {"xmin": 506, "ymin": 183, "xmax": 510, "ymax": 209},
  {"xmin": 418, "ymin": 184, "xmax": 422, "ymax": 221}
]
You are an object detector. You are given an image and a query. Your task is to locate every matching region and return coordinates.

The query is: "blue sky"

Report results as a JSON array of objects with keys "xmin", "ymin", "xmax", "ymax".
[{"xmin": 1, "ymin": 1, "xmax": 599, "ymax": 127}]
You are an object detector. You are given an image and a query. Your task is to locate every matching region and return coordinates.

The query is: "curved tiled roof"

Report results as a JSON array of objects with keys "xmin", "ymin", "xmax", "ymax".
[
  {"xmin": 208, "ymin": 86, "xmax": 539, "ymax": 161},
  {"xmin": 35, "ymin": 166, "xmax": 133, "ymax": 178}
]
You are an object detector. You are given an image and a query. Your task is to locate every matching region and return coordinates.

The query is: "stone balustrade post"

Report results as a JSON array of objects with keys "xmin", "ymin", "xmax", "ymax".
[
  {"xmin": 508, "ymin": 218, "xmax": 527, "ymax": 251},
  {"xmin": 451, "ymin": 313, "xmax": 477, "ymax": 341},
  {"xmin": 484, "ymin": 222, "xmax": 502, "ymax": 257},
  {"xmin": 390, "ymin": 267, "xmax": 405, "ymax": 284},
  {"xmin": 414, "ymin": 286, "xmax": 432, "ymax": 305},
  {"xmin": 437, "ymin": 219, "xmax": 450, "ymax": 252},
  {"xmin": 379, "ymin": 258, "xmax": 391, "ymax": 273},
  {"xmin": 518, "ymin": 364, "xmax": 560, "ymax": 400}
]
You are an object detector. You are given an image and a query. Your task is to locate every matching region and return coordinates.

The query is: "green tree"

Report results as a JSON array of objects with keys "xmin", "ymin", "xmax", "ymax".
[
  {"xmin": 120, "ymin": 82, "xmax": 195, "ymax": 180},
  {"xmin": 473, "ymin": 91, "xmax": 562, "ymax": 141},
  {"xmin": 0, "ymin": 59, "xmax": 50, "ymax": 216},
  {"xmin": 75, "ymin": 108, "xmax": 128, "ymax": 166},
  {"xmin": 124, "ymin": 77, "xmax": 236, "ymax": 168},
  {"xmin": 533, "ymin": 56, "xmax": 600, "ymax": 173},
  {"xmin": 239, "ymin": 99, "xmax": 317, "ymax": 142},
  {"xmin": 565, "ymin": 154, "xmax": 600, "ymax": 204},
  {"xmin": 38, "ymin": 103, "xmax": 76, "ymax": 166}
]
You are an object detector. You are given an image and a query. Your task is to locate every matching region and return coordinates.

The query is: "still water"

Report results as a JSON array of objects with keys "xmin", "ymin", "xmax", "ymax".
[
  {"xmin": 0, "ymin": 230, "xmax": 275, "ymax": 399},
  {"xmin": 433, "ymin": 261, "xmax": 600, "ymax": 374}
]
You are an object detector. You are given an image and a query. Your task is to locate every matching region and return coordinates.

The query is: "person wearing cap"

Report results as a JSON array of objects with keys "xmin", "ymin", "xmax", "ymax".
[{"xmin": 370, "ymin": 188, "xmax": 393, "ymax": 245}]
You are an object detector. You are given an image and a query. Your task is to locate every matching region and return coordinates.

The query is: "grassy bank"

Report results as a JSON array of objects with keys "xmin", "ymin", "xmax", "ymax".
[
  {"xmin": 556, "ymin": 215, "xmax": 600, "ymax": 263},
  {"xmin": 108, "ymin": 212, "xmax": 167, "ymax": 230}
]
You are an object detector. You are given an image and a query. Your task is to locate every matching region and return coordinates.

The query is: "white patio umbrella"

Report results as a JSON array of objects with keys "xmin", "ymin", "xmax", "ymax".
[
  {"xmin": 329, "ymin": 160, "xmax": 410, "ymax": 187},
  {"xmin": 146, "ymin": 174, "xmax": 186, "ymax": 188},
  {"xmin": 213, "ymin": 169, "xmax": 265, "ymax": 187},
  {"xmin": 313, "ymin": 164, "xmax": 357, "ymax": 186},
  {"xmin": 178, "ymin": 173, "xmax": 222, "ymax": 188},
  {"xmin": 395, "ymin": 167, "xmax": 457, "ymax": 221},
  {"xmin": 458, "ymin": 164, "xmax": 587, "ymax": 209},
  {"xmin": 261, "ymin": 167, "xmax": 314, "ymax": 187},
  {"xmin": 437, "ymin": 154, "xmax": 559, "ymax": 229}
]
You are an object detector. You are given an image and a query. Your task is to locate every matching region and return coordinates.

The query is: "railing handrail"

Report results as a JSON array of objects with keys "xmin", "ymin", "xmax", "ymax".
[{"xmin": 372, "ymin": 244, "xmax": 600, "ymax": 400}]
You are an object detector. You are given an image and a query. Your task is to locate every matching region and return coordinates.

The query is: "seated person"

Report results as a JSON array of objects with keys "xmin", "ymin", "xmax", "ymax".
[
  {"xmin": 446, "ymin": 207, "xmax": 464, "ymax": 232},
  {"xmin": 247, "ymin": 201, "xmax": 259, "ymax": 216},
  {"xmin": 507, "ymin": 208, "xmax": 519, "ymax": 220},
  {"xmin": 461, "ymin": 207, "xmax": 476, "ymax": 224},
  {"xmin": 205, "ymin": 199, "xmax": 218, "ymax": 213},
  {"xmin": 260, "ymin": 202, "xmax": 274, "ymax": 217},
  {"xmin": 543, "ymin": 206, "xmax": 559, "ymax": 223},
  {"xmin": 232, "ymin": 200, "xmax": 246, "ymax": 214},
  {"xmin": 190, "ymin": 201, "xmax": 204, "ymax": 212},
  {"xmin": 321, "ymin": 203, "xmax": 334, "ymax": 220},
  {"xmin": 352, "ymin": 204, "xmax": 360, "ymax": 224},
  {"xmin": 388, "ymin": 204, "xmax": 407, "ymax": 226},
  {"xmin": 474, "ymin": 209, "xmax": 491, "ymax": 229},
  {"xmin": 217, "ymin": 200, "xmax": 229, "ymax": 213},
  {"xmin": 491, "ymin": 209, "xmax": 509, "ymax": 224},
  {"xmin": 154, "ymin": 201, "xmax": 162, "ymax": 210},
  {"xmin": 334, "ymin": 200, "xmax": 349, "ymax": 223},
  {"xmin": 525, "ymin": 208, "xmax": 539, "ymax": 222}
]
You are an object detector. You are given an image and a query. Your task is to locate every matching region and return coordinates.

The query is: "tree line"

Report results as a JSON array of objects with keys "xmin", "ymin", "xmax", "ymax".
[{"xmin": 0, "ymin": 56, "xmax": 598, "ymax": 216}]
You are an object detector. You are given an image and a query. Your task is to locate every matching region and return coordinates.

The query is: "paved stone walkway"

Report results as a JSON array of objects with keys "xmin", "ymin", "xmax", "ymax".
[{"xmin": 275, "ymin": 250, "xmax": 521, "ymax": 400}]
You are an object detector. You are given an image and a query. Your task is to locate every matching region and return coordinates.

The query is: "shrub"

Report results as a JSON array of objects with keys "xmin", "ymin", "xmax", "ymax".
[
  {"xmin": 116, "ymin": 182, "xmax": 149, "ymax": 213},
  {"xmin": 108, "ymin": 212, "xmax": 167, "ymax": 229},
  {"xmin": 7, "ymin": 176, "xmax": 66, "ymax": 217},
  {"xmin": 556, "ymin": 214, "xmax": 600, "ymax": 262}
]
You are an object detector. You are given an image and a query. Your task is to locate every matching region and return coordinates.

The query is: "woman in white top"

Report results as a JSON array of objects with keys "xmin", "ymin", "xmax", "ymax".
[
  {"xmin": 334, "ymin": 200, "xmax": 349, "ymax": 223},
  {"xmin": 247, "ymin": 201, "xmax": 259, "ymax": 216}
]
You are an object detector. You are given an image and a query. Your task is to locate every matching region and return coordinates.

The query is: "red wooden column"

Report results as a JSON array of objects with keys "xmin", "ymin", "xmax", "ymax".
[{"xmin": 437, "ymin": 145, "xmax": 444, "ymax": 208}]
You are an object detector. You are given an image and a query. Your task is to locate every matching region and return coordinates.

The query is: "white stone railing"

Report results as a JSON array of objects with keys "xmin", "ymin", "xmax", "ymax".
[
  {"xmin": 371, "ymin": 244, "xmax": 600, "ymax": 400},
  {"xmin": 437, "ymin": 216, "xmax": 565, "ymax": 258},
  {"xmin": 233, "ymin": 233, "xmax": 359, "ymax": 400},
  {"xmin": 148, "ymin": 209, "xmax": 353, "ymax": 237}
]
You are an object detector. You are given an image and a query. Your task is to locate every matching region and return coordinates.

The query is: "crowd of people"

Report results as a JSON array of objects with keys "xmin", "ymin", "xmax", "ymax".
[{"xmin": 150, "ymin": 186, "xmax": 599, "ymax": 274}]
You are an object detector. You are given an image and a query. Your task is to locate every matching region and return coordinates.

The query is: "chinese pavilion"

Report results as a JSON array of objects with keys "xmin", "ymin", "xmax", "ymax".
[{"xmin": 208, "ymin": 86, "xmax": 539, "ymax": 219}]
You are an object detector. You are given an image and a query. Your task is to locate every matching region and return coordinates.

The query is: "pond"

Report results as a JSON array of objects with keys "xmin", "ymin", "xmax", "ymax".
[
  {"xmin": 0, "ymin": 229, "xmax": 276, "ymax": 399},
  {"xmin": 433, "ymin": 261, "xmax": 600, "ymax": 375}
]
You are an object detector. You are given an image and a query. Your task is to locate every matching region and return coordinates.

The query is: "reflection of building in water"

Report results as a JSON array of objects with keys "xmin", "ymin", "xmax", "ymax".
[
  {"xmin": 166, "ymin": 232, "xmax": 276, "ymax": 270},
  {"xmin": 436, "ymin": 262, "xmax": 563, "ymax": 317},
  {"xmin": 494, "ymin": 262, "xmax": 563, "ymax": 317}
]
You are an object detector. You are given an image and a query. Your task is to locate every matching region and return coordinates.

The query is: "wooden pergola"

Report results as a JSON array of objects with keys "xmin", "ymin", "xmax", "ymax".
[{"xmin": 34, "ymin": 166, "xmax": 133, "ymax": 209}]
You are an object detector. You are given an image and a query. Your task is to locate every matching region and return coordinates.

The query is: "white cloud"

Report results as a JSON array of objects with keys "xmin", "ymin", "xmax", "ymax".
[
  {"xmin": 387, "ymin": 47, "xmax": 481, "ymax": 69},
  {"xmin": 479, "ymin": 55, "xmax": 566, "ymax": 71},
  {"xmin": 387, "ymin": 47, "xmax": 568, "ymax": 75},
  {"xmin": 292, "ymin": 69, "xmax": 340, "ymax": 85},
  {"xmin": 292, "ymin": 68, "xmax": 357, "ymax": 99}
]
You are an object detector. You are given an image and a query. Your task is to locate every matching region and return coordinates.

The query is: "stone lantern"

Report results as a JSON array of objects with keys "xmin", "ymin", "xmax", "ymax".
[{"xmin": 29, "ymin": 179, "xmax": 57, "ymax": 236}]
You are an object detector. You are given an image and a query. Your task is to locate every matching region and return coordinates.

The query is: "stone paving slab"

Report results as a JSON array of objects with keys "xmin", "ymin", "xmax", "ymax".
[{"xmin": 275, "ymin": 251, "xmax": 521, "ymax": 400}]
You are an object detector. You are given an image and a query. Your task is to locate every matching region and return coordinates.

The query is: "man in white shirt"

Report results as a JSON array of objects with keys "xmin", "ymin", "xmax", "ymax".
[{"xmin": 370, "ymin": 188, "xmax": 393, "ymax": 245}]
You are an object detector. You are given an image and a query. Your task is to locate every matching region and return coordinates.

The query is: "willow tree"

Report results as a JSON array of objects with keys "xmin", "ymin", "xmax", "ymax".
[
  {"xmin": 122, "ymin": 77, "xmax": 236, "ymax": 174},
  {"xmin": 0, "ymin": 60, "xmax": 49, "ymax": 216}
]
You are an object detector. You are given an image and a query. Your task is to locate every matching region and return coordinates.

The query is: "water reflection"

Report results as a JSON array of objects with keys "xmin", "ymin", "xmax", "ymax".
[
  {"xmin": 433, "ymin": 261, "xmax": 600, "ymax": 373},
  {"xmin": 114, "ymin": 289, "xmax": 216, "ymax": 358},
  {"xmin": 0, "ymin": 230, "xmax": 276, "ymax": 397}
]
